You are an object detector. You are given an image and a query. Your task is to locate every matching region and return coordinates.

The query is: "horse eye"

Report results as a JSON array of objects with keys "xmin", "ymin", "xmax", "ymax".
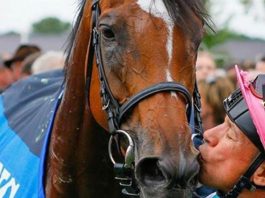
[{"xmin": 101, "ymin": 26, "xmax": 115, "ymax": 40}]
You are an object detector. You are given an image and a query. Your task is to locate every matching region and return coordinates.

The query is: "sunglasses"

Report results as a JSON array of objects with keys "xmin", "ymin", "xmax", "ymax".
[
  {"xmin": 225, "ymin": 74, "xmax": 265, "ymax": 111},
  {"xmin": 249, "ymin": 75, "xmax": 265, "ymax": 101}
]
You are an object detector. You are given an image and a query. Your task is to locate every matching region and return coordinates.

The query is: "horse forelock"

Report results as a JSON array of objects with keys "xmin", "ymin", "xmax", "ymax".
[{"xmin": 137, "ymin": 0, "xmax": 210, "ymax": 33}]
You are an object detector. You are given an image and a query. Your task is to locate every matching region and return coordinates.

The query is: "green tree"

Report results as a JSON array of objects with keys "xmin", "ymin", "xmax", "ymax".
[
  {"xmin": 203, "ymin": 29, "xmax": 248, "ymax": 49},
  {"xmin": 32, "ymin": 17, "xmax": 71, "ymax": 34},
  {"xmin": 240, "ymin": 0, "xmax": 265, "ymax": 7},
  {"xmin": 201, "ymin": 0, "xmax": 265, "ymax": 66},
  {"xmin": 202, "ymin": 0, "xmax": 265, "ymax": 49}
]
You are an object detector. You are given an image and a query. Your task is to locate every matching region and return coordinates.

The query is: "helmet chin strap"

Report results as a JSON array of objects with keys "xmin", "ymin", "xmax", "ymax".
[{"xmin": 217, "ymin": 153, "xmax": 265, "ymax": 198}]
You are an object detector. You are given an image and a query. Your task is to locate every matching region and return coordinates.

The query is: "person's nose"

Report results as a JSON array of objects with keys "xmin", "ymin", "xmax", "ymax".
[{"xmin": 202, "ymin": 127, "xmax": 219, "ymax": 147}]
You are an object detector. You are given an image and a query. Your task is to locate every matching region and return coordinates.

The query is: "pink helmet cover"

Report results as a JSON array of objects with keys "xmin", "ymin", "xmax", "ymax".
[{"xmin": 235, "ymin": 65, "xmax": 265, "ymax": 149}]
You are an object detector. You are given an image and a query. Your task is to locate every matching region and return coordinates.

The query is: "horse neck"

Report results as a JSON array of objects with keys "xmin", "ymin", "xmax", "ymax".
[
  {"xmin": 45, "ymin": 2, "xmax": 120, "ymax": 197},
  {"xmin": 51, "ymin": 0, "xmax": 92, "ymax": 158}
]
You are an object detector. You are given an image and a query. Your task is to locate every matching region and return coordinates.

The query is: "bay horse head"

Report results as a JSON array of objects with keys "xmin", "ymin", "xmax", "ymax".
[{"xmin": 48, "ymin": 0, "xmax": 210, "ymax": 197}]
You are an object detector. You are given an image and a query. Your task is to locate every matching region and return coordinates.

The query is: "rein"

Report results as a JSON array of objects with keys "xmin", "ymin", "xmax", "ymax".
[{"xmin": 86, "ymin": 0, "xmax": 203, "ymax": 196}]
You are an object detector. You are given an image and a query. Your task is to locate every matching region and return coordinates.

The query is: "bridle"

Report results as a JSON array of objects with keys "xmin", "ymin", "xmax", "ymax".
[
  {"xmin": 86, "ymin": 0, "xmax": 203, "ymax": 196},
  {"xmin": 88, "ymin": 1, "xmax": 203, "ymax": 196}
]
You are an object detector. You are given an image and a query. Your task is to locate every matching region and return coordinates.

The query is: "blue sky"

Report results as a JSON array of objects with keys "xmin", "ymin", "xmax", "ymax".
[{"xmin": 0, "ymin": 0, "xmax": 265, "ymax": 40}]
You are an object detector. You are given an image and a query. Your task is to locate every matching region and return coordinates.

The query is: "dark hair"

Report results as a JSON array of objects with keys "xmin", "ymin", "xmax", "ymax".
[{"xmin": 4, "ymin": 44, "xmax": 41, "ymax": 68}]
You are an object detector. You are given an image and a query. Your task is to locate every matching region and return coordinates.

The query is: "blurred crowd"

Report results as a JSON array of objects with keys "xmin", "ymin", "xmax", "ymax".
[
  {"xmin": 196, "ymin": 50, "xmax": 265, "ymax": 131},
  {"xmin": 0, "ymin": 44, "xmax": 66, "ymax": 93}
]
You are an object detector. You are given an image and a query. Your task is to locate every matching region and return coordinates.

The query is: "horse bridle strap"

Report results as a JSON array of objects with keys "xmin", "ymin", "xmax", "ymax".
[
  {"xmin": 92, "ymin": 1, "xmax": 192, "ymax": 133},
  {"xmin": 94, "ymin": 34, "xmax": 192, "ymax": 133},
  {"xmin": 119, "ymin": 82, "xmax": 192, "ymax": 123}
]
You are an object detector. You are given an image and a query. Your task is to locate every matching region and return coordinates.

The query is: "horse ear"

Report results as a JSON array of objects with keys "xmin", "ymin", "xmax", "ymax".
[{"xmin": 253, "ymin": 162, "xmax": 265, "ymax": 187}]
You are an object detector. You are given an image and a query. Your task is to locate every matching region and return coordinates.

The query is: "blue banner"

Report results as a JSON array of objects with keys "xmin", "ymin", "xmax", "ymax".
[{"xmin": 0, "ymin": 70, "xmax": 64, "ymax": 198}]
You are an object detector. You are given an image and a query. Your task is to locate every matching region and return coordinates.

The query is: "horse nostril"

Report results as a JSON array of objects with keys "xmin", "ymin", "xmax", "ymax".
[{"xmin": 136, "ymin": 157, "xmax": 169, "ymax": 187}]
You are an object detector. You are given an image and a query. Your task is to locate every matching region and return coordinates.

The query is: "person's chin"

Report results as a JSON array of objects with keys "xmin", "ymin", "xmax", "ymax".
[
  {"xmin": 198, "ymin": 167, "xmax": 221, "ymax": 190},
  {"xmin": 198, "ymin": 170, "xmax": 207, "ymax": 184}
]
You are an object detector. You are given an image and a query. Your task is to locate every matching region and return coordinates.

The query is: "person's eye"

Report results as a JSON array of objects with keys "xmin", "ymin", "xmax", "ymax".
[
  {"xmin": 226, "ymin": 131, "xmax": 237, "ymax": 141},
  {"xmin": 226, "ymin": 133, "xmax": 233, "ymax": 140}
]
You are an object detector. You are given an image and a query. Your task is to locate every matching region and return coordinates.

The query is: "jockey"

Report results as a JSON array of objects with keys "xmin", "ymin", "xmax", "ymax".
[{"xmin": 198, "ymin": 65, "xmax": 265, "ymax": 198}]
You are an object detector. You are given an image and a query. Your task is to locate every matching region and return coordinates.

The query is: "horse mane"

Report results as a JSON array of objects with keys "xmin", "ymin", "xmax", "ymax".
[
  {"xmin": 64, "ymin": 0, "xmax": 211, "ymax": 71},
  {"xmin": 163, "ymin": 0, "xmax": 211, "ymax": 33},
  {"xmin": 65, "ymin": 0, "xmax": 87, "ymax": 68}
]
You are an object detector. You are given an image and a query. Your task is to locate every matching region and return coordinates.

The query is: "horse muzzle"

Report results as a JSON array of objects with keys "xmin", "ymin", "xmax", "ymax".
[{"xmin": 135, "ymin": 155, "xmax": 199, "ymax": 191}]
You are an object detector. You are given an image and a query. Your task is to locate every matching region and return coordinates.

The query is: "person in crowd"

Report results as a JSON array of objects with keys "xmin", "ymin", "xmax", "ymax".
[
  {"xmin": 198, "ymin": 65, "xmax": 265, "ymax": 198},
  {"xmin": 31, "ymin": 51, "xmax": 65, "ymax": 74},
  {"xmin": 225, "ymin": 63, "xmax": 240, "ymax": 88},
  {"xmin": 20, "ymin": 52, "xmax": 42, "ymax": 78},
  {"xmin": 198, "ymin": 76, "xmax": 235, "ymax": 130},
  {"xmin": 196, "ymin": 51, "xmax": 217, "ymax": 81},
  {"xmin": 255, "ymin": 55, "xmax": 265, "ymax": 73},
  {"xmin": 241, "ymin": 60, "xmax": 255, "ymax": 71},
  {"xmin": 0, "ymin": 52, "xmax": 11, "ymax": 61},
  {"xmin": 4, "ymin": 44, "xmax": 41, "ymax": 81},
  {"xmin": 226, "ymin": 60, "xmax": 256, "ymax": 90},
  {"xmin": 0, "ymin": 58, "xmax": 14, "ymax": 93}
]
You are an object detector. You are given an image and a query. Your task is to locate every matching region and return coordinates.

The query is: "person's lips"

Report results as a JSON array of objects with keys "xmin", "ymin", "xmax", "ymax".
[{"xmin": 198, "ymin": 153, "xmax": 206, "ymax": 164}]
